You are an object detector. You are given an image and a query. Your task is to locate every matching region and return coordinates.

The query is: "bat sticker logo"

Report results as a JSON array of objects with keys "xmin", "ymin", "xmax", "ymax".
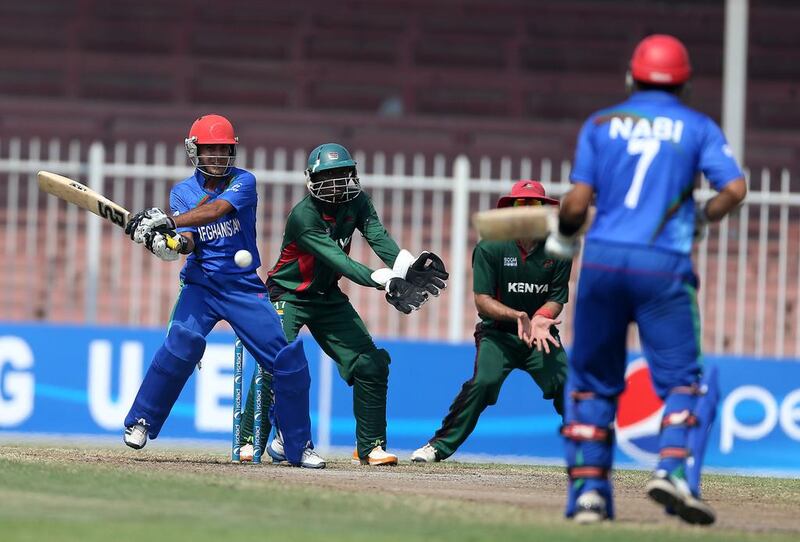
[
  {"xmin": 97, "ymin": 201, "xmax": 126, "ymax": 227},
  {"xmin": 70, "ymin": 182, "xmax": 88, "ymax": 192}
]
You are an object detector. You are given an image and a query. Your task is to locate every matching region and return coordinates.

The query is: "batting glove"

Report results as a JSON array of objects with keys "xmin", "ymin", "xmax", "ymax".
[
  {"xmin": 131, "ymin": 207, "xmax": 176, "ymax": 245},
  {"xmin": 694, "ymin": 201, "xmax": 710, "ymax": 241},
  {"xmin": 544, "ymin": 231, "xmax": 579, "ymax": 260},
  {"xmin": 146, "ymin": 231, "xmax": 183, "ymax": 262}
]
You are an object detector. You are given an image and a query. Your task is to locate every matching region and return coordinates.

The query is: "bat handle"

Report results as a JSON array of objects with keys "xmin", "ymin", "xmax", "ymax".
[{"xmin": 165, "ymin": 234, "xmax": 182, "ymax": 251}]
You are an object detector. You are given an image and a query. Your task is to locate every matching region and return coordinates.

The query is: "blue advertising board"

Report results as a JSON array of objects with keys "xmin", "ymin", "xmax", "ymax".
[{"xmin": 1, "ymin": 322, "xmax": 799, "ymax": 475}]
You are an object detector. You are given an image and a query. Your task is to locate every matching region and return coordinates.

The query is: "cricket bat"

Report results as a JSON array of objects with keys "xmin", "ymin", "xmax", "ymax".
[
  {"xmin": 472, "ymin": 205, "xmax": 595, "ymax": 241},
  {"xmin": 37, "ymin": 171, "xmax": 181, "ymax": 250}
]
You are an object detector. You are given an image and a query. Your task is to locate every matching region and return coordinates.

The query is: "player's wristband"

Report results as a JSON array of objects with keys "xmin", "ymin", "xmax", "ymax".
[{"xmin": 534, "ymin": 307, "xmax": 555, "ymax": 319}]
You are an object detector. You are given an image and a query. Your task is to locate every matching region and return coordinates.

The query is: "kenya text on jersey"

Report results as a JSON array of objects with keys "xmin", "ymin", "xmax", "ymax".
[{"xmin": 508, "ymin": 282, "xmax": 549, "ymax": 293}]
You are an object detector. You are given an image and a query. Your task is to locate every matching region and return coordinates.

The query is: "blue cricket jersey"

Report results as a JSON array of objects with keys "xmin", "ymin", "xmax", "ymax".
[
  {"xmin": 571, "ymin": 91, "xmax": 743, "ymax": 255},
  {"xmin": 170, "ymin": 167, "xmax": 262, "ymax": 275}
]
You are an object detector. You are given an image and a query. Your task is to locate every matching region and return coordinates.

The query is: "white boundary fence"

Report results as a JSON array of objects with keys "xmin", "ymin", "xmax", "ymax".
[{"xmin": 1, "ymin": 138, "xmax": 798, "ymax": 357}]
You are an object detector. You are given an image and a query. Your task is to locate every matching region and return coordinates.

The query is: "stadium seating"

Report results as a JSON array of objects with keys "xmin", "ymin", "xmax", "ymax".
[{"xmin": 0, "ymin": 0, "xmax": 798, "ymax": 172}]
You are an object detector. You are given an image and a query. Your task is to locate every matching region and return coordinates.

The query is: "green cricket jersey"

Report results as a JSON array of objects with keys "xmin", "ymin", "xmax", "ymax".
[
  {"xmin": 267, "ymin": 192, "xmax": 400, "ymax": 298},
  {"xmin": 472, "ymin": 239, "xmax": 572, "ymax": 328}
]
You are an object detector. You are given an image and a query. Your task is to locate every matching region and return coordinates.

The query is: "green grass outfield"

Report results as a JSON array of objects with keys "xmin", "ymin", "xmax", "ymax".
[{"xmin": 0, "ymin": 445, "xmax": 798, "ymax": 542}]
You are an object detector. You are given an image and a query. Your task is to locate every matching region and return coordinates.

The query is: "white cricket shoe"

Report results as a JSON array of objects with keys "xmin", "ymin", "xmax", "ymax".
[
  {"xmin": 573, "ymin": 490, "xmax": 608, "ymax": 524},
  {"xmin": 410, "ymin": 443, "xmax": 440, "ymax": 463},
  {"xmin": 646, "ymin": 469, "xmax": 715, "ymax": 525},
  {"xmin": 267, "ymin": 432, "xmax": 326, "ymax": 469},
  {"xmin": 123, "ymin": 419, "xmax": 148, "ymax": 450},
  {"xmin": 352, "ymin": 446, "xmax": 398, "ymax": 466}
]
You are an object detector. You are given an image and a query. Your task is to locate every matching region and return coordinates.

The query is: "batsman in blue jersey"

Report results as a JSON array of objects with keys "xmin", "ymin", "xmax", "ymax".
[
  {"xmin": 545, "ymin": 35, "xmax": 747, "ymax": 525},
  {"xmin": 120, "ymin": 114, "xmax": 324, "ymax": 468}
]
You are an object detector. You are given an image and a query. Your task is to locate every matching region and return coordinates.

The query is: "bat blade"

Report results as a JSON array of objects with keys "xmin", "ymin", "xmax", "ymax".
[
  {"xmin": 472, "ymin": 206, "xmax": 556, "ymax": 241},
  {"xmin": 37, "ymin": 170, "xmax": 181, "ymax": 250},
  {"xmin": 37, "ymin": 170, "xmax": 130, "ymax": 228},
  {"xmin": 472, "ymin": 205, "xmax": 595, "ymax": 241}
]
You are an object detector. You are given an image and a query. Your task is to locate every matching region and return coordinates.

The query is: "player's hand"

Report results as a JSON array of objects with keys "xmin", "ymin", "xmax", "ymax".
[
  {"xmin": 145, "ymin": 231, "xmax": 183, "ymax": 261},
  {"xmin": 125, "ymin": 208, "xmax": 153, "ymax": 243},
  {"xmin": 516, "ymin": 312, "xmax": 533, "ymax": 347},
  {"xmin": 529, "ymin": 314, "xmax": 562, "ymax": 354},
  {"xmin": 694, "ymin": 201, "xmax": 710, "ymax": 241},
  {"xmin": 544, "ymin": 231, "xmax": 578, "ymax": 260},
  {"xmin": 385, "ymin": 277, "xmax": 429, "ymax": 314},
  {"xmin": 406, "ymin": 251, "xmax": 449, "ymax": 296},
  {"xmin": 131, "ymin": 207, "xmax": 176, "ymax": 245}
]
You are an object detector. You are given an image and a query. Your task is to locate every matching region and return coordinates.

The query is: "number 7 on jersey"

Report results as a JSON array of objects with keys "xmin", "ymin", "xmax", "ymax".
[{"xmin": 624, "ymin": 139, "xmax": 661, "ymax": 209}]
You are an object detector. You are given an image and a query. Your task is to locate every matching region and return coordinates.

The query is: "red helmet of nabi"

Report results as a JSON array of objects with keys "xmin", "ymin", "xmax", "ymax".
[{"xmin": 630, "ymin": 34, "xmax": 692, "ymax": 85}]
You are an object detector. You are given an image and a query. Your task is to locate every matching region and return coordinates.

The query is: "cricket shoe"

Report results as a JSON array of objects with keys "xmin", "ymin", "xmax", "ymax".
[
  {"xmin": 410, "ymin": 443, "xmax": 440, "ymax": 463},
  {"xmin": 123, "ymin": 419, "xmax": 148, "ymax": 450},
  {"xmin": 267, "ymin": 433, "xmax": 326, "ymax": 469},
  {"xmin": 645, "ymin": 469, "xmax": 716, "ymax": 525},
  {"xmin": 352, "ymin": 446, "xmax": 398, "ymax": 466},
  {"xmin": 573, "ymin": 490, "xmax": 608, "ymax": 524}
]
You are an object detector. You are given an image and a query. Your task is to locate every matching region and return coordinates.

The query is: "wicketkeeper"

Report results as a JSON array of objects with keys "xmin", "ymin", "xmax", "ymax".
[
  {"xmin": 238, "ymin": 142, "xmax": 448, "ymax": 466},
  {"xmin": 411, "ymin": 180, "xmax": 570, "ymax": 463}
]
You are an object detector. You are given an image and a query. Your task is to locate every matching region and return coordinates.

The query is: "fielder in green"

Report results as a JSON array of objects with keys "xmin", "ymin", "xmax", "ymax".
[
  {"xmin": 411, "ymin": 180, "xmax": 571, "ymax": 463},
  {"xmin": 240, "ymin": 143, "xmax": 448, "ymax": 466}
]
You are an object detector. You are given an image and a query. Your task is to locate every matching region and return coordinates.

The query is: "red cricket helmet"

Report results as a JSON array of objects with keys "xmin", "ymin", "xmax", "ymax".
[
  {"xmin": 630, "ymin": 34, "xmax": 692, "ymax": 85},
  {"xmin": 496, "ymin": 180, "xmax": 559, "ymax": 208},
  {"xmin": 185, "ymin": 114, "xmax": 238, "ymax": 177},
  {"xmin": 187, "ymin": 114, "xmax": 238, "ymax": 145}
]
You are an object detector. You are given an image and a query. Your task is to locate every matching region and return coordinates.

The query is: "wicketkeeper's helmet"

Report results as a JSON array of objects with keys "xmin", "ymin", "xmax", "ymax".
[
  {"xmin": 629, "ymin": 34, "xmax": 692, "ymax": 85},
  {"xmin": 185, "ymin": 114, "xmax": 239, "ymax": 177},
  {"xmin": 305, "ymin": 143, "xmax": 361, "ymax": 203}
]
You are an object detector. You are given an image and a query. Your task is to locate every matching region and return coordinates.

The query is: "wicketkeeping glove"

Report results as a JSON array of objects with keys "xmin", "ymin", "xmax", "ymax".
[
  {"xmin": 385, "ymin": 277, "xmax": 429, "ymax": 314},
  {"xmin": 406, "ymin": 251, "xmax": 449, "ymax": 296}
]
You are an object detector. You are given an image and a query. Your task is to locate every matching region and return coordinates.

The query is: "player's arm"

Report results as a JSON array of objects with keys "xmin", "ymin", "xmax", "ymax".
[
  {"xmin": 528, "ymin": 258, "xmax": 571, "ymax": 353},
  {"xmin": 357, "ymin": 196, "xmax": 401, "ymax": 266},
  {"xmin": 696, "ymin": 119, "xmax": 748, "ymax": 234},
  {"xmin": 127, "ymin": 198, "xmax": 234, "ymax": 245},
  {"xmin": 558, "ymin": 182, "xmax": 594, "ymax": 235},
  {"xmin": 545, "ymin": 117, "xmax": 597, "ymax": 260},
  {"xmin": 175, "ymin": 231, "xmax": 195, "ymax": 254},
  {"xmin": 474, "ymin": 294, "xmax": 534, "ymax": 347},
  {"xmin": 703, "ymin": 178, "xmax": 746, "ymax": 221},
  {"xmin": 175, "ymin": 172, "xmax": 257, "ymax": 226},
  {"xmin": 472, "ymin": 244, "xmax": 533, "ymax": 346},
  {"xmin": 297, "ymin": 225, "xmax": 428, "ymax": 313},
  {"xmin": 544, "ymin": 181, "xmax": 593, "ymax": 260},
  {"xmin": 296, "ymin": 227, "xmax": 382, "ymax": 288},
  {"xmin": 359, "ymin": 195, "xmax": 449, "ymax": 295},
  {"xmin": 127, "ymin": 173, "xmax": 254, "ymax": 246},
  {"xmin": 172, "ymin": 199, "xmax": 234, "ymax": 228}
]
